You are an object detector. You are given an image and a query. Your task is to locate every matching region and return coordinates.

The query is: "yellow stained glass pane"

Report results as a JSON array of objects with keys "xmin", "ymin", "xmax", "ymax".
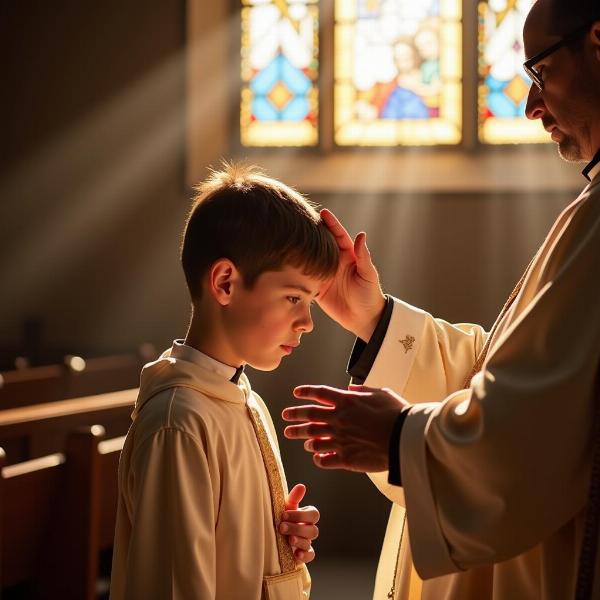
[
  {"xmin": 478, "ymin": 0, "xmax": 548, "ymax": 144},
  {"xmin": 440, "ymin": 0, "xmax": 462, "ymax": 20},
  {"xmin": 440, "ymin": 23, "xmax": 461, "ymax": 80},
  {"xmin": 335, "ymin": 25, "xmax": 354, "ymax": 80},
  {"xmin": 334, "ymin": 0, "xmax": 463, "ymax": 146},
  {"xmin": 335, "ymin": 0, "xmax": 356, "ymax": 21},
  {"xmin": 240, "ymin": 0, "xmax": 319, "ymax": 147},
  {"xmin": 442, "ymin": 82, "xmax": 461, "ymax": 124},
  {"xmin": 481, "ymin": 117, "xmax": 546, "ymax": 144}
]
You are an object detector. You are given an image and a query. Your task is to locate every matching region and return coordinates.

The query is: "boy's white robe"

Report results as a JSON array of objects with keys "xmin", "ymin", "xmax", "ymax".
[
  {"xmin": 110, "ymin": 342, "xmax": 310, "ymax": 599},
  {"xmin": 366, "ymin": 172, "xmax": 600, "ymax": 600}
]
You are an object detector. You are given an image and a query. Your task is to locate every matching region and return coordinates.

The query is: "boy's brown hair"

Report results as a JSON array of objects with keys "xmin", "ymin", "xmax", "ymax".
[{"xmin": 181, "ymin": 162, "xmax": 339, "ymax": 300}]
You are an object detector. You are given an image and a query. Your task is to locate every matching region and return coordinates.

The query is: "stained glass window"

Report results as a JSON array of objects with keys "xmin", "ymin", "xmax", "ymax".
[
  {"xmin": 478, "ymin": 0, "xmax": 546, "ymax": 144},
  {"xmin": 240, "ymin": 0, "xmax": 319, "ymax": 147},
  {"xmin": 334, "ymin": 0, "xmax": 462, "ymax": 146},
  {"xmin": 238, "ymin": 0, "xmax": 550, "ymax": 148}
]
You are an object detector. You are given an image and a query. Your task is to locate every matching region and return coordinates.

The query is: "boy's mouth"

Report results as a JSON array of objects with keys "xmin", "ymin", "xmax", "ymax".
[{"xmin": 280, "ymin": 343, "xmax": 299, "ymax": 355}]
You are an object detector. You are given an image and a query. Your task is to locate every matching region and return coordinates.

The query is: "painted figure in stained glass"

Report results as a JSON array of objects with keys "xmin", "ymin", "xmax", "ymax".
[
  {"xmin": 241, "ymin": 0, "xmax": 318, "ymax": 146},
  {"xmin": 335, "ymin": 0, "xmax": 462, "ymax": 146},
  {"xmin": 353, "ymin": 2, "xmax": 441, "ymax": 121}
]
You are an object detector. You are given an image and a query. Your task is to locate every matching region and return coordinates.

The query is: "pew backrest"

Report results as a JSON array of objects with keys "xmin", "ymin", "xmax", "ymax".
[
  {"xmin": 0, "ymin": 354, "xmax": 144, "ymax": 410},
  {"xmin": 0, "ymin": 388, "xmax": 136, "ymax": 465},
  {"xmin": 0, "ymin": 426, "xmax": 125, "ymax": 599}
]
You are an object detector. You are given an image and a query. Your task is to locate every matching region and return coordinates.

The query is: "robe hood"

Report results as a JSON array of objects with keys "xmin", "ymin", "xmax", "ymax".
[{"xmin": 133, "ymin": 347, "xmax": 250, "ymax": 419}]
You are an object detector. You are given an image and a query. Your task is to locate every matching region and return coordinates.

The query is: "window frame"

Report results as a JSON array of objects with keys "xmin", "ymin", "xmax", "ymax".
[
  {"xmin": 185, "ymin": 0, "xmax": 582, "ymax": 193},
  {"xmin": 232, "ymin": 0, "xmax": 481, "ymax": 152}
]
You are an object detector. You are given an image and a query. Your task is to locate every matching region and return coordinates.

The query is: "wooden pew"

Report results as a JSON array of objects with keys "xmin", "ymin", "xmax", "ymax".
[
  {"xmin": 0, "ymin": 351, "xmax": 150, "ymax": 410},
  {"xmin": 0, "ymin": 388, "xmax": 136, "ymax": 466},
  {"xmin": 0, "ymin": 363, "xmax": 67, "ymax": 409},
  {"xmin": 0, "ymin": 426, "xmax": 125, "ymax": 599}
]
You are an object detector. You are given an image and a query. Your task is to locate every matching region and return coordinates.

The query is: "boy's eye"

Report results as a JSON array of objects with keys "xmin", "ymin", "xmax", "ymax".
[{"xmin": 287, "ymin": 296, "xmax": 301, "ymax": 305}]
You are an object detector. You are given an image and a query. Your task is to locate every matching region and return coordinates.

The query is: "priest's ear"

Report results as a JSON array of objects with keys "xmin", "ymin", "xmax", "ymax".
[{"xmin": 207, "ymin": 258, "xmax": 242, "ymax": 306}]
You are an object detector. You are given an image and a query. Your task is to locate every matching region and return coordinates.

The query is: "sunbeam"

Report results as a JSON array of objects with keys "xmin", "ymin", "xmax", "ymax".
[{"xmin": 0, "ymin": 13, "xmax": 243, "ymax": 316}]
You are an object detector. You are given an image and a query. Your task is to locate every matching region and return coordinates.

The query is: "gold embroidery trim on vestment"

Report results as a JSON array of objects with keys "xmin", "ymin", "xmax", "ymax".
[
  {"xmin": 248, "ymin": 405, "xmax": 297, "ymax": 574},
  {"xmin": 387, "ymin": 511, "xmax": 406, "ymax": 599}
]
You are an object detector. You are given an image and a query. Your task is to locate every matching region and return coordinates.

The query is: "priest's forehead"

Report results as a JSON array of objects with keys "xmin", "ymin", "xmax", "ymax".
[
  {"xmin": 524, "ymin": 0, "xmax": 600, "ymax": 58},
  {"xmin": 523, "ymin": 0, "xmax": 562, "ymax": 59}
]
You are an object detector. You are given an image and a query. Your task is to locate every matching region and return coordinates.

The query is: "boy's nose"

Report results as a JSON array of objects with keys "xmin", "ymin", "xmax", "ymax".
[{"xmin": 296, "ymin": 311, "xmax": 314, "ymax": 333}]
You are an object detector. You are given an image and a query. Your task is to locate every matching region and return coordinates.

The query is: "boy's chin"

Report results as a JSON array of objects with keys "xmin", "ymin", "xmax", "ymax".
[{"xmin": 246, "ymin": 356, "xmax": 283, "ymax": 372}]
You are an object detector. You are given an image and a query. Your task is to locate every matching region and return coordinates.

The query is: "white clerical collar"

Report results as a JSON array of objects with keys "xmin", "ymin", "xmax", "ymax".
[{"xmin": 171, "ymin": 339, "xmax": 241, "ymax": 382}]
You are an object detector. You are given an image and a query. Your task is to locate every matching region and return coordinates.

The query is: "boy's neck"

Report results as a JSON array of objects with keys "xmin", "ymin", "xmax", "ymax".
[{"xmin": 184, "ymin": 311, "xmax": 243, "ymax": 370}]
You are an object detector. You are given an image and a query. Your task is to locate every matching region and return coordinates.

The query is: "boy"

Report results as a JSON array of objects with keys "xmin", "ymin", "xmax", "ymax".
[{"xmin": 110, "ymin": 163, "xmax": 339, "ymax": 599}]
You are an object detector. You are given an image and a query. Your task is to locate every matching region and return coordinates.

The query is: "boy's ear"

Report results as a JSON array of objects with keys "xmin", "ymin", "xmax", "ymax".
[{"xmin": 207, "ymin": 259, "xmax": 241, "ymax": 306}]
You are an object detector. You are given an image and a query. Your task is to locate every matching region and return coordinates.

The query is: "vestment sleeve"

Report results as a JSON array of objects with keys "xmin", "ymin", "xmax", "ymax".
[
  {"xmin": 401, "ymin": 203, "xmax": 600, "ymax": 579},
  {"xmin": 365, "ymin": 297, "xmax": 489, "ymax": 504},
  {"xmin": 364, "ymin": 297, "xmax": 489, "ymax": 399},
  {"xmin": 122, "ymin": 428, "xmax": 218, "ymax": 599}
]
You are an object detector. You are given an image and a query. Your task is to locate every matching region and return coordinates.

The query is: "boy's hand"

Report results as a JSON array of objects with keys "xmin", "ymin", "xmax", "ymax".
[
  {"xmin": 318, "ymin": 209, "xmax": 386, "ymax": 342},
  {"xmin": 279, "ymin": 484, "xmax": 319, "ymax": 564}
]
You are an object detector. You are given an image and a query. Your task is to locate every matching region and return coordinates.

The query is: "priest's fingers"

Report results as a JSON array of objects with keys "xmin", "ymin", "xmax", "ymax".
[
  {"xmin": 295, "ymin": 545, "xmax": 315, "ymax": 564},
  {"xmin": 282, "ymin": 506, "xmax": 320, "ymax": 525},
  {"xmin": 353, "ymin": 231, "xmax": 380, "ymax": 283},
  {"xmin": 304, "ymin": 438, "xmax": 337, "ymax": 454},
  {"xmin": 320, "ymin": 209, "xmax": 354, "ymax": 253},
  {"xmin": 289, "ymin": 536, "xmax": 312, "ymax": 552},
  {"xmin": 283, "ymin": 422, "xmax": 333, "ymax": 439},
  {"xmin": 313, "ymin": 452, "xmax": 345, "ymax": 470},
  {"xmin": 293, "ymin": 384, "xmax": 350, "ymax": 406},
  {"xmin": 347, "ymin": 384, "xmax": 380, "ymax": 392},
  {"xmin": 282, "ymin": 407, "xmax": 336, "ymax": 426}
]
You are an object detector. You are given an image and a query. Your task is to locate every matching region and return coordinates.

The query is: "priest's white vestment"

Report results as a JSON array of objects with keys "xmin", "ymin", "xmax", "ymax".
[{"xmin": 366, "ymin": 173, "xmax": 600, "ymax": 600}]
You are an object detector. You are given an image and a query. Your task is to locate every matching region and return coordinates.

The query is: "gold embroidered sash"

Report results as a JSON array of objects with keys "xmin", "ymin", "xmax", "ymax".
[{"xmin": 247, "ymin": 404, "xmax": 298, "ymax": 574}]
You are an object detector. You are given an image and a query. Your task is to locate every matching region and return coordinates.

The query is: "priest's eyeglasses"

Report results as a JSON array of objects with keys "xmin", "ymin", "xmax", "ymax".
[{"xmin": 523, "ymin": 24, "xmax": 590, "ymax": 91}]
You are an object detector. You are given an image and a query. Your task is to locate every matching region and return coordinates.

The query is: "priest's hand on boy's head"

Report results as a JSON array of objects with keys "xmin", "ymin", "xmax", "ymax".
[
  {"xmin": 282, "ymin": 384, "xmax": 409, "ymax": 473},
  {"xmin": 279, "ymin": 483, "xmax": 319, "ymax": 564},
  {"xmin": 316, "ymin": 209, "xmax": 386, "ymax": 342}
]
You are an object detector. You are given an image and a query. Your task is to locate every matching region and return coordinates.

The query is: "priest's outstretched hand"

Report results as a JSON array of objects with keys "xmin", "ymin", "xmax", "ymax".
[
  {"xmin": 279, "ymin": 483, "xmax": 319, "ymax": 564},
  {"xmin": 283, "ymin": 384, "xmax": 410, "ymax": 473},
  {"xmin": 316, "ymin": 209, "xmax": 386, "ymax": 342}
]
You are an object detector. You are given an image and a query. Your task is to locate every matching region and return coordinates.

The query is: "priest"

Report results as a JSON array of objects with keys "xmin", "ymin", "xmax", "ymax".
[{"xmin": 283, "ymin": 1, "xmax": 600, "ymax": 598}]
